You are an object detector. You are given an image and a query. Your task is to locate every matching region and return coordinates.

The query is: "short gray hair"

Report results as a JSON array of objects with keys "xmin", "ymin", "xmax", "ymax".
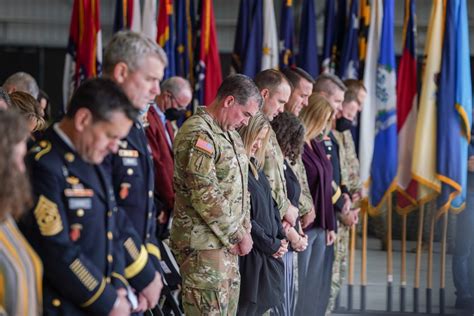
[
  {"xmin": 3, "ymin": 72, "xmax": 39, "ymax": 99},
  {"xmin": 103, "ymin": 31, "xmax": 168, "ymax": 75},
  {"xmin": 216, "ymin": 74, "xmax": 263, "ymax": 109},
  {"xmin": 313, "ymin": 73, "xmax": 347, "ymax": 95},
  {"xmin": 161, "ymin": 77, "xmax": 192, "ymax": 97}
]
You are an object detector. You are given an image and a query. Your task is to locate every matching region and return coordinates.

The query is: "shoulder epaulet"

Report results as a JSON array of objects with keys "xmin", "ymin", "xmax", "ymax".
[{"xmin": 32, "ymin": 140, "xmax": 52, "ymax": 161}]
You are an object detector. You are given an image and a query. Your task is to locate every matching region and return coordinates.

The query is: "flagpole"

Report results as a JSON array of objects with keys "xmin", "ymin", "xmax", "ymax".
[
  {"xmin": 413, "ymin": 204, "xmax": 425, "ymax": 313},
  {"xmin": 347, "ymin": 224, "xmax": 356, "ymax": 310},
  {"xmin": 360, "ymin": 200, "xmax": 368, "ymax": 312},
  {"xmin": 439, "ymin": 211, "xmax": 448, "ymax": 315},
  {"xmin": 400, "ymin": 213, "xmax": 407, "ymax": 312},
  {"xmin": 386, "ymin": 193, "xmax": 393, "ymax": 312},
  {"xmin": 426, "ymin": 208, "xmax": 436, "ymax": 314}
]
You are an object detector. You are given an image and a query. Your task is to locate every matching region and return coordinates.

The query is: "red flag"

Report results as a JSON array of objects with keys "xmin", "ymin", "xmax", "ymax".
[
  {"xmin": 396, "ymin": 0, "xmax": 418, "ymax": 214},
  {"xmin": 195, "ymin": 0, "xmax": 222, "ymax": 106},
  {"xmin": 63, "ymin": 0, "xmax": 102, "ymax": 109}
]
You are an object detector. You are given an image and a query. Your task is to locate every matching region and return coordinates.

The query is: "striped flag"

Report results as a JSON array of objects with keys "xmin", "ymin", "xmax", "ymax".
[
  {"xmin": 261, "ymin": 0, "xmax": 279, "ymax": 71},
  {"xmin": 142, "ymin": 0, "xmax": 157, "ymax": 40},
  {"xmin": 338, "ymin": 0, "xmax": 359, "ymax": 80},
  {"xmin": 297, "ymin": 0, "xmax": 319, "ymax": 78},
  {"xmin": 411, "ymin": 0, "xmax": 444, "ymax": 205},
  {"xmin": 113, "ymin": 0, "xmax": 141, "ymax": 33},
  {"xmin": 396, "ymin": 0, "xmax": 418, "ymax": 214},
  {"xmin": 194, "ymin": 0, "xmax": 222, "ymax": 106},
  {"xmin": 358, "ymin": 0, "xmax": 370, "ymax": 79},
  {"xmin": 62, "ymin": 0, "xmax": 102, "ymax": 109},
  {"xmin": 279, "ymin": 0, "xmax": 295, "ymax": 69},
  {"xmin": 436, "ymin": 0, "xmax": 472, "ymax": 217},
  {"xmin": 370, "ymin": 0, "xmax": 397, "ymax": 210},
  {"xmin": 157, "ymin": 0, "xmax": 176, "ymax": 79},
  {"xmin": 359, "ymin": 0, "xmax": 382, "ymax": 204}
]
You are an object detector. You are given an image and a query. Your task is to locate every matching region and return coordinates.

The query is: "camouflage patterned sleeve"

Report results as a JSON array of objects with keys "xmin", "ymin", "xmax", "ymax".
[
  {"xmin": 176, "ymin": 133, "xmax": 246, "ymax": 248},
  {"xmin": 293, "ymin": 157, "xmax": 313, "ymax": 216},
  {"xmin": 263, "ymin": 131, "xmax": 291, "ymax": 218}
]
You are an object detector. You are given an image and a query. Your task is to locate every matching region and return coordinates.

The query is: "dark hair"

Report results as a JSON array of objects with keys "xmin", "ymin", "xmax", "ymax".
[
  {"xmin": 343, "ymin": 90, "xmax": 360, "ymax": 106},
  {"xmin": 38, "ymin": 89, "xmax": 51, "ymax": 122},
  {"xmin": 216, "ymin": 74, "xmax": 263, "ymax": 108},
  {"xmin": 254, "ymin": 69, "xmax": 293, "ymax": 94},
  {"xmin": 344, "ymin": 79, "xmax": 367, "ymax": 93},
  {"xmin": 281, "ymin": 67, "xmax": 315, "ymax": 90},
  {"xmin": 271, "ymin": 112, "xmax": 305, "ymax": 165},
  {"xmin": 66, "ymin": 78, "xmax": 138, "ymax": 122},
  {"xmin": 313, "ymin": 73, "xmax": 347, "ymax": 94},
  {"xmin": 0, "ymin": 110, "xmax": 32, "ymax": 220}
]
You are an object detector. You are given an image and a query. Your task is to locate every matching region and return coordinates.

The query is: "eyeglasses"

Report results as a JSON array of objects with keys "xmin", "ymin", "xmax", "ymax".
[{"xmin": 168, "ymin": 92, "xmax": 189, "ymax": 110}]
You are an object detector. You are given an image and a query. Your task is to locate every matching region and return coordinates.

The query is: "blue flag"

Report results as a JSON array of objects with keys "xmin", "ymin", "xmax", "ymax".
[
  {"xmin": 321, "ymin": 0, "xmax": 335, "ymax": 73},
  {"xmin": 297, "ymin": 0, "xmax": 318, "ymax": 78},
  {"xmin": 370, "ymin": 0, "xmax": 398, "ymax": 209},
  {"xmin": 437, "ymin": 0, "xmax": 472, "ymax": 216},
  {"xmin": 242, "ymin": 0, "xmax": 263, "ymax": 77},
  {"xmin": 175, "ymin": 0, "xmax": 194, "ymax": 80},
  {"xmin": 231, "ymin": 0, "xmax": 253, "ymax": 73},
  {"xmin": 279, "ymin": 0, "xmax": 295, "ymax": 69},
  {"xmin": 338, "ymin": 0, "xmax": 359, "ymax": 79}
]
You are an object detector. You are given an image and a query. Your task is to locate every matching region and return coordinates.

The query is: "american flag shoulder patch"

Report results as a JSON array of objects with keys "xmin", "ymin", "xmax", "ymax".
[{"xmin": 195, "ymin": 137, "xmax": 214, "ymax": 156}]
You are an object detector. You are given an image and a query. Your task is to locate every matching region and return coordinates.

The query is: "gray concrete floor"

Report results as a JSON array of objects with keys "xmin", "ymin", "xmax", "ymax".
[{"xmin": 332, "ymin": 237, "xmax": 471, "ymax": 315}]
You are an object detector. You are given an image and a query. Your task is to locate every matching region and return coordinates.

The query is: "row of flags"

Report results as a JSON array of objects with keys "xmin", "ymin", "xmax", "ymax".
[
  {"xmin": 63, "ymin": 0, "xmax": 222, "ymax": 108},
  {"xmin": 62, "ymin": 0, "xmax": 472, "ymax": 217},
  {"xmin": 361, "ymin": 0, "xmax": 472, "ymax": 217}
]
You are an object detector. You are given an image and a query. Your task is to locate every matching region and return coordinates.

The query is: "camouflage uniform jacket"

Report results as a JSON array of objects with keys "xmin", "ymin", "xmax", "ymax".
[
  {"xmin": 264, "ymin": 129, "xmax": 291, "ymax": 218},
  {"xmin": 170, "ymin": 107, "xmax": 250, "ymax": 263},
  {"xmin": 293, "ymin": 156, "xmax": 314, "ymax": 216},
  {"xmin": 332, "ymin": 130, "xmax": 362, "ymax": 194}
]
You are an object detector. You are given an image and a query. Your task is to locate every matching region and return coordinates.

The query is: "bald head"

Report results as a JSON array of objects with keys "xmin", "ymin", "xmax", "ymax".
[
  {"xmin": 156, "ymin": 76, "xmax": 193, "ymax": 112},
  {"xmin": 3, "ymin": 72, "xmax": 39, "ymax": 99}
]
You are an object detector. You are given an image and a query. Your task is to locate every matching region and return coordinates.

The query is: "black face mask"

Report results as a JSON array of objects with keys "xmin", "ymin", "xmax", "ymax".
[
  {"xmin": 335, "ymin": 117, "xmax": 353, "ymax": 132},
  {"xmin": 165, "ymin": 108, "xmax": 186, "ymax": 121}
]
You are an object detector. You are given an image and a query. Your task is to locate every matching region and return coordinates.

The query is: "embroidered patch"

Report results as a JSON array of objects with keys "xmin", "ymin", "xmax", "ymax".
[
  {"xmin": 69, "ymin": 259, "xmax": 99, "ymax": 291},
  {"xmin": 195, "ymin": 138, "xmax": 214, "ymax": 156},
  {"xmin": 34, "ymin": 195, "xmax": 63, "ymax": 236}
]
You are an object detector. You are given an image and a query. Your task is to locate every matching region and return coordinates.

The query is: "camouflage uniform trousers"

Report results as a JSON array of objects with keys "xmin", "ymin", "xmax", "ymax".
[
  {"xmin": 180, "ymin": 248, "xmax": 240, "ymax": 316},
  {"xmin": 326, "ymin": 222, "xmax": 350, "ymax": 315}
]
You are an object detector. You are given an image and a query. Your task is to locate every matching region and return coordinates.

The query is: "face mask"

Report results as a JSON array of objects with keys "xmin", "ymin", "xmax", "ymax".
[
  {"xmin": 165, "ymin": 108, "xmax": 186, "ymax": 121},
  {"xmin": 336, "ymin": 117, "xmax": 353, "ymax": 132}
]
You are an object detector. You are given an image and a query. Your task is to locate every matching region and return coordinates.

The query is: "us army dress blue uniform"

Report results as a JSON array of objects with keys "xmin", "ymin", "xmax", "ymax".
[
  {"xmin": 103, "ymin": 121, "xmax": 162, "ymax": 269},
  {"xmin": 20, "ymin": 127, "xmax": 156, "ymax": 315}
]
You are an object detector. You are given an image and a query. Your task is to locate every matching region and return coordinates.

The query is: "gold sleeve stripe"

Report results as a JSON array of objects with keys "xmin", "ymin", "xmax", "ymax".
[
  {"xmin": 332, "ymin": 186, "xmax": 342, "ymax": 204},
  {"xmin": 146, "ymin": 243, "xmax": 161, "ymax": 260},
  {"xmin": 124, "ymin": 238, "xmax": 140, "ymax": 260},
  {"xmin": 124, "ymin": 246, "xmax": 149, "ymax": 279},
  {"xmin": 70, "ymin": 259, "xmax": 99, "ymax": 291},
  {"xmin": 111, "ymin": 272, "xmax": 130, "ymax": 287},
  {"xmin": 80, "ymin": 278, "xmax": 105, "ymax": 308}
]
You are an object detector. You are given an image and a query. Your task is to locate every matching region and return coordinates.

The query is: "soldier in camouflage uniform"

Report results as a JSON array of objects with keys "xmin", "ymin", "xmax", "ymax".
[
  {"xmin": 327, "ymin": 89, "xmax": 364, "ymax": 315},
  {"xmin": 170, "ymin": 74, "xmax": 262, "ymax": 316}
]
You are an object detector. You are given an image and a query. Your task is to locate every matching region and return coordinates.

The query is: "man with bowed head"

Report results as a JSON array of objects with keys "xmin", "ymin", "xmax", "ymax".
[{"xmin": 171, "ymin": 74, "xmax": 262, "ymax": 315}]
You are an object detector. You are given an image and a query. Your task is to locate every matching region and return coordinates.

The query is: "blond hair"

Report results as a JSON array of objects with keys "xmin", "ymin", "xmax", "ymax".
[
  {"xmin": 238, "ymin": 111, "xmax": 270, "ymax": 170},
  {"xmin": 299, "ymin": 93, "xmax": 334, "ymax": 141}
]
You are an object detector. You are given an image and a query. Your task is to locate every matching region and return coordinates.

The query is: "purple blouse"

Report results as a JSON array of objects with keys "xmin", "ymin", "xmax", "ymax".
[{"xmin": 302, "ymin": 138, "xmax": 336, "ymax": 231}]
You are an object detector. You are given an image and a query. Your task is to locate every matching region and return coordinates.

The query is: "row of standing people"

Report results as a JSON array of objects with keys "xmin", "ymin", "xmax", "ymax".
[
  {"xmin": 1, "ymin": 30, "xmax": 169, "ymax": 316},
  {"xmin": 166, "ymin": 67, "xmax": 367, "ymax": 315}
]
